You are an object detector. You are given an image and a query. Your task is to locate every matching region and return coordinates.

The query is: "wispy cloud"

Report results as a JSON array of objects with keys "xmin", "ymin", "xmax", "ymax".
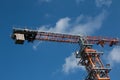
[
  {"xmin": 107, "ymin": 47, "xmax": 120, "ymax": 66},
  {"xmin": 38, "ymin": 10, "xmax": 106, "ymax": 35},
  {"xmin": 75, "ymin": 0, "xmax": 112, "ymax": 8},
  {"xmin": 38, "ymin": 17, "xmax": 70, "ymax": 33},
  {"xmin": 95, "ymin": 0, "xmax": 112, "ymax": 8},
  {"xmin": 76, "ymin": 0, "xmax": 85, "ymax": 4},
  {"xmin": 38, "ymin": 0, "xmax": 51, "ymax": 4},
  {"xmin": 44, "ymin": 13, "xmax": 51, "ymax": 18},
  {"xmin": 62, "ymin": 53, "xmax": 85, "ymax": 74},
  {"xmin": 33, "ymin": 41, "xmax": 42, "ymax": 50},
  {"xmin": 37, "ymin": 10, "xmax": 107, "ymax": 74}
]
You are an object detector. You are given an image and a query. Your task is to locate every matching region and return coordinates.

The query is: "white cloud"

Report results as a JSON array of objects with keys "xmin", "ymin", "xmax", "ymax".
[
  {"xmin": 37, "ymin": 11, "xmax": 107, "ymax": 73},
  {"xmin": 107, "ymin": 47, "xmax": 120, "ymax": 66},
  {"xmin": 38, "ymin": 17, "xmax": 70, "ymax": 33},
  {"xmin": 33, "ymin": 41, "xmax": 42, "ymax": 50},
  {"xmin": 95, "ymin": 0, "xmax": 112, "ymax": 7},
  {"xmin": 62, "ymin": 53, "xmax": 84, "ymax": 74},
  {"xmin": 38, "ymin": 10, "xmax": 106, "ymax": 35},
  {"xmin": 75, "ymin": 0, "xmax": 112, "ymax": 8}
]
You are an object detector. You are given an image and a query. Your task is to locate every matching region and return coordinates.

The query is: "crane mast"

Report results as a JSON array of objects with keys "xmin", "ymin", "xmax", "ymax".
[{"xmin": 11, "ymin": 28, "xmax": 120, "ymax": 80}]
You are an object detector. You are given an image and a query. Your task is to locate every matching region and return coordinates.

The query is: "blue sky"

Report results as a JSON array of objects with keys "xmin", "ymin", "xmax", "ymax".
[{"xmin": 0, "ymin": 0, "xmax": 120, "ymax": 80}]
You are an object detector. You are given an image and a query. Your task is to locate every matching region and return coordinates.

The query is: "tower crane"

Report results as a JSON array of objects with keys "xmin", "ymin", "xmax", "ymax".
[{"xmin": 11, "ymin": 28, "xmax": 120, "ymax": 80}]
